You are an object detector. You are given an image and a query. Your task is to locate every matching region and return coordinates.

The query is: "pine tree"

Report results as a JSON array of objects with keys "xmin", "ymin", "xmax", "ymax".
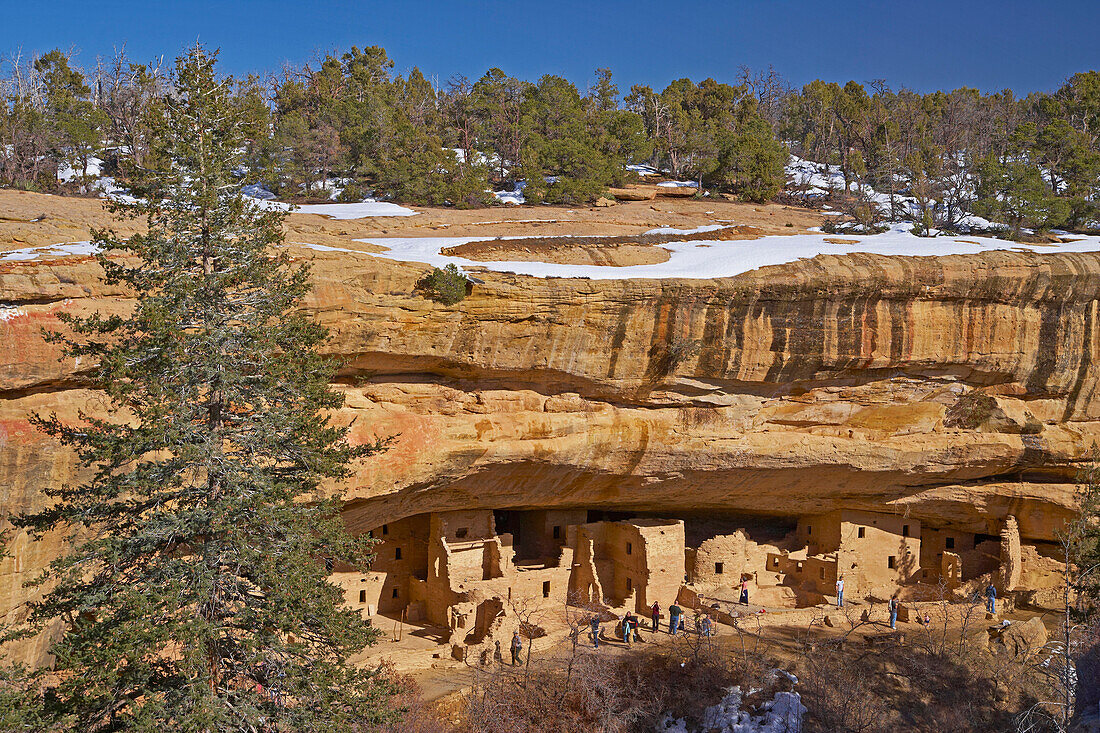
[{"xmin": 10, "ymin": 46, "xmax": 394, "ymax": 731}]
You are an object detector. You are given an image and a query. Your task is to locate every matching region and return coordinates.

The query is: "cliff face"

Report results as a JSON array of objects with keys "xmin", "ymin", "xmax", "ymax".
[{"xmin": 3, "ymin": 239, "xmax": 1099, "ymax": 658}]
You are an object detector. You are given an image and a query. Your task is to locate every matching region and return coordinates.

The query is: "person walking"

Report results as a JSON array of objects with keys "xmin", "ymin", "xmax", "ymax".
[
  {"xmin": 985, "ymin": 583, "xmax": 997, "ymax": 614},
  {"xmin": 836, "ymin": 576, "xmax": 845, "ymax": 608},
  {"xmin": 590, "ymin": 614, "xmax": 601, "ymax": 648},
  {"xmin": 739, "ymin": 577, "xmax": 749, "ymax": 605},
  {"xmin": 888, "ymin": 597, "xmax": 899, "ymax": 630},
  {"xmin": 669, "ymin": 604, "xmax": 682, "ymax": 635},
  {"xmin": 510, "ymin": 631, "xmax": 523, "ymax": 666},
  {"xmin": 651, "ymin": 601, "xmax": 661, "ymax": 632},
  {"xmin": 700, "ymin": 614, "xmax": 713, "ymax": 637}
]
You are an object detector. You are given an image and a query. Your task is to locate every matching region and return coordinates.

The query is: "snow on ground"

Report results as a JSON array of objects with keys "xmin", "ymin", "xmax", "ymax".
[
  {"xmin": 659, "ymin": 685, "xmax": 806, "ymax": 733},
  {"xmin": 0, "ymin": 305, "xmax": 28, "ymax": 321},
  {"xmin": 10, "ymin": 225, "xmax": 1100, "ymax": 285},
  {"xmin": 58, "ymin": 157, "xmax": 104, "ymax": 183},
  {"xmin": 626, "ymin": 163, "xmax": 660, "ymax": 176},
  {"xmin": 1, "ymin": 242, "xmax": 98, "ymax": 262},
  {"xmin": 493, "ymin": 181, "xmax": 525, "ymax": 205},
  {"xmin": 252, "ymin": 199, "xmax": 418, "ymax": 219},
  {"xmin": 657, "ymin": 180, "xmax": 699, "ymax": 188},
  {"xmin": 354, "ymin": 222, "xmax": 1100, "ymax": 281}
]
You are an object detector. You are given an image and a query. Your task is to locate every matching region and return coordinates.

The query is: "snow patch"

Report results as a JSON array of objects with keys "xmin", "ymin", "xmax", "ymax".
[
  {"xmin": 0, "ymin": 242, "xmax": 99, "ymax": 262},
  {"xmin": 253, "ymin": 199, "xmax": 418, "ymax": 219},
  {"xmin": 659, "ymin": 685, "xmax": 806, "ymax": 733},
  {"xmin": 494, "ymin": 181, "xmax": 526, "ymax": 205},
  {"xmin": 0, "ymin": 305, "xmax": 28, "ymax": 321},
  {"xmin": 355, "ymin": 223, "xmax": 1100, "ymax": 281}
]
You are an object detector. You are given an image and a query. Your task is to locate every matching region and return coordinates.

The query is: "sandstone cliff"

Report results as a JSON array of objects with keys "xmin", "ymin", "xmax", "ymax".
[{"xmin": 3, "ymin": 214, "xmax": 1098, "ymax": 660}]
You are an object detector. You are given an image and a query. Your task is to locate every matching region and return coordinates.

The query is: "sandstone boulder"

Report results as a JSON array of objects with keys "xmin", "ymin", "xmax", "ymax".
[{"xmin": 995, "ymin": 617, "xmax": 1048, "ymax": 657}]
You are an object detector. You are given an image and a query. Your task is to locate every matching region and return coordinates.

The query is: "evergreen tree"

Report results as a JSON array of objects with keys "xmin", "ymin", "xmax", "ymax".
[
  {"xmin": 35, "ymin": 50, "xmax": 106, "ymax": 182},
  {"xmin": 975, "ymin": 154, "xmax": 1071, "ymax": 238},
  {"xmin": 713, "ymin": 114, "xmax": 788, "ymax": 202},
  {"xmin": 10, "ymin": 46, "xmax": 394, "ymax": 731}
]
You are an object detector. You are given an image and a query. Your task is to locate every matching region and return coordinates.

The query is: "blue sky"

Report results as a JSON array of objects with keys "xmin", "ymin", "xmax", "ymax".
[{"xmin": 2, "ymin": 1, "xmax": 1097, "ymax": 94}]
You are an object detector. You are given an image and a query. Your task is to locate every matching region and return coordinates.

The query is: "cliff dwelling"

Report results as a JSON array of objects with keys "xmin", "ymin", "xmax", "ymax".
[{"xmin": 330, "ymin": 505, "xmax": 1064, "ymax": 655}]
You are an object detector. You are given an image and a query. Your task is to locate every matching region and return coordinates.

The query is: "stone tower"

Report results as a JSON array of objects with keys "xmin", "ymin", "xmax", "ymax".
[{"xmin": 999, "ymin": 515, "xmax": 1022, "ymax": 591}]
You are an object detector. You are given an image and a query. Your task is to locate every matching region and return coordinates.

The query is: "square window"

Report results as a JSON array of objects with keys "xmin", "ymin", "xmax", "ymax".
[
  {"xmin": 945, "ymin": 537, "xmax": 955, "ymax": 549},
  {"xmin": 888, "ymin": 556, "xmax": 896, "ymax": 569},
  {"xmin": 857, "ymin": 527, "xmax": 866, "ymax": 539},
  {"xmin": 626, "ymin": 542, "xmax": 632, "ymax": 555},
  {"xmin": 359, "ymin": 590, "xmax": 366, "ymax": 604},
  {"xmin": 455, "ymin": 528, "xmax": 468, "ymax": 539},
  {"xmin": 543, "ymin": 581, "xmax": 551, "ymax": 598},
  {"xmin": 395, "ymin": 547, "xmax": 402, "ymax": 560},
  {"xmin": 715, "ymin": 562, "xmax": 724, "ymax": 575},
  {"xmin": 392, "ymin": 588, "xmax": 399, "ymax": 599},
  {"xmin": 552, "ymin": 525, "xmax": 561, "ymax": 540}
]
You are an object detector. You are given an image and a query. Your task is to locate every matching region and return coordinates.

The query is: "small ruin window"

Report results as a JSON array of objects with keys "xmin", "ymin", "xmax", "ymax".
[
  {"xmin": 543, "ymin": 581, "xmax": 551, "ymax": 598},
  {"xmin": 819, "ymin": 567, "xmax": 826, "ymax": 580},
  {"xmin": 552, "ymin": 525, "xmax": 561, "ymax": 540},
  {"xmin": 806, "ymin": 525, "xmax": 812, "ymax": 535},
  {"xmin": 395, "ymin": 547, "xmax": 402, "ymax": 560},
  {"xmin": 455, "ymin": 528, "xmax": 468, "ymax": 539},
  {"xmin": 715, "ymin": 562, "xmax": 724, "ymax": 575},
  {"xmin": 626, "ymin": 542, "xmax": 632, "ymax": 555},
  {"xmin": 392, "ymin": 588, "xmax": 399, "ymax": 599},
  {"xmin": 382, "ymin": 524, "xmax": 389, "ymax": 536},
  {"xmin": 796, "ymin": 562, "xmax": 804, "ymax": 573},
  {"xmin": 945, "ymin": 536, "xmax": 955, "ymax": 549},
  {"xmin": 888, "ymin": 556, "xmax": 896, "ymax": 569},
  {"xmin": 359, "ymin": 590, "xmax": 366, "ymax": 604},
  {"xmin": 857, "ymin": 527, "xmax": 866, "ymax": 539},
  {"xmin": 772, "ymin": 557, "xmax": 780, "ymax": 568},
  {"xmin": 902, "ymin": 525, "xmax": 910, "ymax": 537}
]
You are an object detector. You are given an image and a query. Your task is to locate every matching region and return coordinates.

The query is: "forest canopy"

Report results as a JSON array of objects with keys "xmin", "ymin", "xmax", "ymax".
[{"xmin": 1, "ymin": 47, "xmax": 1098, "ymax": 233}]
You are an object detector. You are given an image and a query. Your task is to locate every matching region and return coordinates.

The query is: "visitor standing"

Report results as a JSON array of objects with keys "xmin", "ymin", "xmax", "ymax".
[
  {"xmin": 510, "ymin": 631, "xmax": 522, "ymax": 666},
  {"xmin": 651, "ymin": 601, "xmax": 661, "ymax": 632},
  {"xmin": 622, "ymin": 614, "xmax": 633, "ymax": 646},
  {"xmin": 888, "ymin": 597, "xmax": 898, "ymax": 629},
  {"xmin": 669, "ymin": 604, "xmax": 682, "ymax": 635},
  {"xmin": 836, "ymin": 576, "xmax": 845, "ymax": 608},
  {"xmin": 985, "ymin": 583, "xmax": 997, "ymax": 614},
  {"xmin": 590, "ymin": 614, "xmax": 601, "ymax": 648},
  {"xmin": 739, "ymin": 577, "xmax": 749, "ymax": 605}
]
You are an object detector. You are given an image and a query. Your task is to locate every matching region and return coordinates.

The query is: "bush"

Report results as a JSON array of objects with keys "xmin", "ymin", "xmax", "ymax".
[
  {"xmin": 418, "ymin": 264, "xmax": 468, "ymax": 305},
  {"xmin": 336, "ymin": 182, "xmax": 367, "ymax": 203}
]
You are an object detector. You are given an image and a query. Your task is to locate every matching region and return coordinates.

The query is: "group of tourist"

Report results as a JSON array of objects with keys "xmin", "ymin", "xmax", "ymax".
[
  {"xmin": 583, "ymin": 601, "xmax": 715, "ymax": 650},
  {"xmin": 506, "ymin": 575, "xmax": 1002, "ymax": 666}
]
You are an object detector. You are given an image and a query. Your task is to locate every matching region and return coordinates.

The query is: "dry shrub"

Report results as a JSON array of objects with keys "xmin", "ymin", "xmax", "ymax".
[
  {"xmin": 366, "ymin": 669, "xmax": 453, "ymax": 733},
  {"xmin": 798, "ymin": 639, "xmax": 1022, "ymax": 733},
  {"xmin": 461, "ymin": 640, "xmax": 761, "ymax": 733}
]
